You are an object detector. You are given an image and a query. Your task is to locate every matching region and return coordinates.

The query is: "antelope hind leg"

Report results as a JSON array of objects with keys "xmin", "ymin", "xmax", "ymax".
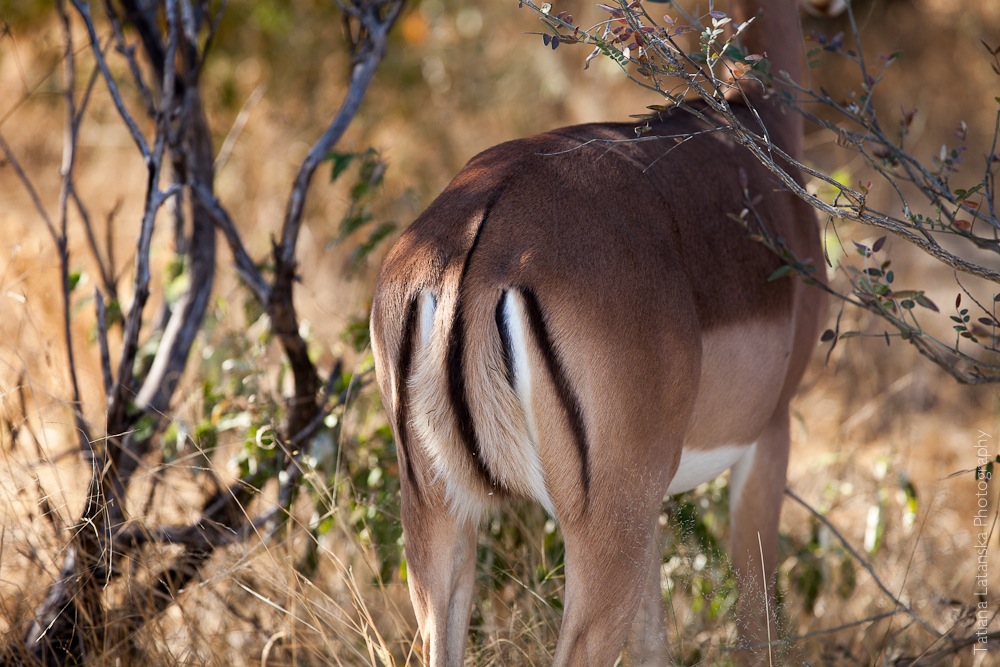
[
  {"xmin": 727, "ymin": 409, "xmax": 792, "ymax": 661},
  {"xmin": 400, "ymin": 486, "xmax": 478, "ymax": 667},
  {"xmin": 622, "ymin": 520, "xmax": 668, "ymax": 667},
  {"xmin": 551, "ymin": 470, "xmax": 670, "ymax": 667}
]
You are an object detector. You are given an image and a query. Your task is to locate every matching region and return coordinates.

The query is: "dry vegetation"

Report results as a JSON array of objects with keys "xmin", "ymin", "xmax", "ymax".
[{"xmin": 0, "ymin": 0, "xmax": 998, "ymax": 665}]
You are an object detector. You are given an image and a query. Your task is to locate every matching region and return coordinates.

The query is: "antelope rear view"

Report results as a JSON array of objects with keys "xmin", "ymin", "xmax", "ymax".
[{"xmin": 370, "ymin": 0, "xmax": 826, "ymax": 664}]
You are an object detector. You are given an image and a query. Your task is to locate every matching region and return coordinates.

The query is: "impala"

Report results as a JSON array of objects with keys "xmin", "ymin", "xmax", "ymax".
[{"xmin": 370, "ymin": 0, "xmax": 826, "ymax": 663}]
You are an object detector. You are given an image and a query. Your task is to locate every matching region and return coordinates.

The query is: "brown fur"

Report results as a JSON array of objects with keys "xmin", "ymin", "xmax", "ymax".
[{"xmin": 369, "ymin": 1, "xmax": 825, "ymax": 664}]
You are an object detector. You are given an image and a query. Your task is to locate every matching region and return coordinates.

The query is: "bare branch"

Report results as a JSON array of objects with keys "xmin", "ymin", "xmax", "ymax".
[
  {"xmin": 103, "ymin": 0, "xmax": 156, "ymax": 116},
  {"xmin": 784, "ymin": 488, "xmax": 940, "ymax": 638},
  {"xmin": 117, "ymin": 514, "xmax": 263, "ymax": 551},
  {"xmin": 0, "ymin": 132, "xmax": 57, "ymax": 241},
  {"xmin": 70, "ymin": 0, "xmax": 151, "ymax": 159},
  {"xmin": 108, "ymin": 0, "xmax": 182, "ymax": 423},
  {"xmin": 95, "ymin": 289, "xmax": 114, "ymax": 401},
  {"xmin": 18, "ymin": 3, "xmax": 402, "ymax": 662},
  {"xmin": 132, "ymin": 115, "xmax": 217, "ymax": 414},
  {"xmin": 111, "ymin": 0, "xmax": 220, "ymax": 533},
  {"xmin": 71, "ymin": 189, "xmax": 114, "ymax": 295},
  {"xmin": 523, "ymin": 0, "xmax": 1000, "ymax": 382},
  {"xmin": 910, "ymin": 631, "xmax": 1000, "ymax": 665},
  {"xmin": 108, "ymin": 183, "xmax": 178, "ymax": 421},
  {"xmin": 56, "ymin": 0, "xmax": 97, "ymax": 460},
  {"xmin": 276, "ymin": 0, "xmax": 404, "ymax": 268},
  {"xmin": 191, "ymin": 183, "xmax": 271, "ymax": 304},
  {"xmin": 271, "ymin": 0, "xmax": 404, "ymax": 442},
  {"xmin": 732, "ymin": 130, "xmax": 1000, "ymax": 285}
]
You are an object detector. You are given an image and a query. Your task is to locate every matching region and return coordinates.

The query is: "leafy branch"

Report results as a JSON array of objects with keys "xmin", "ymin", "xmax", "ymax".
[
  {"xmin": 3, "ymin": 1, "xmax": 405, "ymax": 664},
  {"xmin": 521, "ymin": 0, "xmax": 1000, "ymax": 383}
]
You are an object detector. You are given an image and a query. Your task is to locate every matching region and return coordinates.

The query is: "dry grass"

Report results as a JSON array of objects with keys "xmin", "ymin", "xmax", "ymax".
[{"xmin": 2, "ymin": 1, "xmax": 999, "ymax": 665}]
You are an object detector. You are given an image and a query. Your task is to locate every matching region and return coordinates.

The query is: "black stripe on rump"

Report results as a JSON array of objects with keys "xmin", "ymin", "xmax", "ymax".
[
  {"xmin": 395, "ymin": 295, "xmax": 422, "ymax": 498},
  {"xmin": 495, "ymin": 292, "xmax": 516, "ymax": 390},
  {"xmin": 446, "ymin": 301, "xmax": 497, "ymax": 488},
  {"xmin": 519, "ymin": 287, "xmax": 592, "ymax": 505},
  {"xmin": 445, "ymin": 187, "xmax": 510, "ymax": 492}
]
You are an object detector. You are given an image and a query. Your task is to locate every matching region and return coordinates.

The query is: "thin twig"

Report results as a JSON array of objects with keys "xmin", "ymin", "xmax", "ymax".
[
  {"xmin": 787, "ymin": 610, "xmax": 903, "ymax": 643},
  {"xmin": 214, "ymin": 83, "xmax": 266, "ymax": 172},
  {"xmin": 784, "ymin": 488, "xmax": 940, "ymax": 638},
  {"xmin": 106, "ymin": 0, "xmax": 181, "ymax": 421},
  {"xmin": 72, "ymin": 189, "xmax": 117, "ymax": 298},
  {"xmin": 66, "ymin": 37, "xmax": 118, "ymax": 297},
  {"xmin": 909, "ymin": 631, "xmax": 1000, "ymax": 665},
  {"xmin": 103, "ymin": 0, "xmax": 156, "ymax": 116},
  {"xmin": 70, "ymin": 0, "xmax": 151, "ymax": 159},
  {"xmin": 95, "ymin": 288, "xmax": 113, "ymax": 401},
  {"xmin": 191, "ymin": 183, "xmax": 271, "ymax": 304},
  {"xmin": 734, "ymin": 609, "xmax": 904, "ymax": 654},
  {"xmin": 524, "ymin": 0, "xmax": 1000, "ymax": 382},
  {"xmin": 0, "ymin": 132, "xmax": 57, "ymax": 241},
  {"xmin": 276, "ymin": 0, "xmax": 404, "ymax": 268},
  {"xmin": 56, "ymin": 0, "xmax": 96, "ymax": 460},
  {"xmin": 271, "ymin": 0, "xmax": 404, "ymax": 443}
]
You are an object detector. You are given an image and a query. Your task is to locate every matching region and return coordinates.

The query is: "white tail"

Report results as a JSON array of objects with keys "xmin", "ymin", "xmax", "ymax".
[{"xmin": 370, "ymin": 0, "xmax": 826, "ymax": 664}]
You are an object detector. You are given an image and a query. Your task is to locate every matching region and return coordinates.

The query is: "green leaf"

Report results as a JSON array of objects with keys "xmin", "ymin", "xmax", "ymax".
[
  {"xmin": 327, "ymin": 150, "xmax": 356, "ymax": 182},
  {"xmin": 837, "ymin": 557, "xmax": 857, "ymax": 599},
  {"xmin": 767, "ymin": 264, "xmax": 794, "ymax": 281},
  {"xmin": 864, "ymin": 502, "xmax": 885, "ymax": 556},
  {"xmin": 163, "ymin": 421, "xmax": 182, "ymax": 462},
  {"xmin": 795, "ymin": 556, "xmax": 823, "ymax": 614},
  {"xmin": 165, "ymin": 268, "xmax": 191, "ymax": 304},
  {"xmin": 960, "ymin": 183, "xmax": 985, "ymax": 198},
  {"xmin": 339, "ymin": 209, "xmax": 373, "ymax": 238},
  {"xmin": 351, "ymin": 221, "xmax": 397, "ymax": 268},
  {"xmin": 721, "ymin": 44, "xmax": 743, "ymax": 60},
  {"xmin": 915, "ymin": 294, "xmax": 939, "ymax": 312},
  {"xmin": 68, "ymin": 271, "xmax": 82, "ymax": 292},
  {"xmin": 195, "ymin": 421, "xmax": 218, "ymax": 450},
  {"xmin": 342, "ymin": 316, "xmax": 372, "ymax": 352},
  {"xmin": 900, "ymin": 477, "xmax": 919, "ymax": 511},
  {"xmin": 104, "ymin": 298, "xmax": 123, "ymax": 327},
  {"xmin": 133, "ymin": 413, "xmax": 158, "ymax": 442}
]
